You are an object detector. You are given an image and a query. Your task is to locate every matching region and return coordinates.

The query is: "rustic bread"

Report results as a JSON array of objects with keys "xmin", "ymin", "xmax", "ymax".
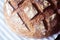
[{"xmin": 4, "ymin": 0, "xmax": 60, "ymax": 38}]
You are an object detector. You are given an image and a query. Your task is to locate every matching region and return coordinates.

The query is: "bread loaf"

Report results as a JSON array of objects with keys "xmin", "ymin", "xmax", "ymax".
[{"xmin": 4, "ymin": 0, "xmax": 60, "ymax": 38}]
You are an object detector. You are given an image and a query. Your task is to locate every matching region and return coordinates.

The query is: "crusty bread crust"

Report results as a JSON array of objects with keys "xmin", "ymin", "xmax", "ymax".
[{"xmin": 4, "ymin": 0, "xmax": 60, "ymax": 38}]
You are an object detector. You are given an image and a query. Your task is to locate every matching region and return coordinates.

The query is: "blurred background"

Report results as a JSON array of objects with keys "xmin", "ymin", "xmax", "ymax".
[{"xmin": 0, "ymin": 0, "xmax": 60, "ymax": 40}]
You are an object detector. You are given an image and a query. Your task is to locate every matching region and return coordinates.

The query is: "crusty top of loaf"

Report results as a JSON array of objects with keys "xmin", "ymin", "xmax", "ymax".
[{"xmin": 5, "ymin": 0, "xmax": 60, "ymax": 38}]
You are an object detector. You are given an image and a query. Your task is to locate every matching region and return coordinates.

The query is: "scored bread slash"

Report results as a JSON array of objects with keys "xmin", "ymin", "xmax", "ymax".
[
  {"xmin": 17, "ymin": 13, "xmax": 30, "ymax": 31},
  {"xmin": 9, "ymin": 0, "xmax": 24, "ymax": 9},
  {"xmin": 32, "ymin": 0, "xmax": 51, "ymax": 12},
  {"xmin": 20, "ymin": 0, "xmax": 38, "ymax": 19},
  {"xmin": 11, "ymin": 13, "xmax": 28, "ymax": 31},
  {"xmin": 6, "ymin": 2, "xmax": 14, "ymax": 16},
  {"xmin": 11, "ymin": 10, "xmax": 30, "ymax": 31},
  {"xmin": 11, "ymin": 13, "xmax": 23, "ymax": 25},
  {"xmin": 9, "ymin": 0, "xmax": 18, "ymax": 9}
]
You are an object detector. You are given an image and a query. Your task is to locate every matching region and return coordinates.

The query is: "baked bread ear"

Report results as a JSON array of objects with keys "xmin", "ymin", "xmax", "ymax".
[{"xmin": 4, "ymin": 0, "xmax": 60, "ymax": 38}]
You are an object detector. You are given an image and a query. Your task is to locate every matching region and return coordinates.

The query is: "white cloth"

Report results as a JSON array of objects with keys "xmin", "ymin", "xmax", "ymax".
[{"xmin": 0, "ymin": 0, "xmax": 60, "ymax": 40}]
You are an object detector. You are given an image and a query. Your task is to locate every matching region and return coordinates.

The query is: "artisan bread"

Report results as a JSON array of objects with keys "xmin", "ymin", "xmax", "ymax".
[{"xmin": 4, "ymin": 0, "xmax": 60, "ymax": 38}]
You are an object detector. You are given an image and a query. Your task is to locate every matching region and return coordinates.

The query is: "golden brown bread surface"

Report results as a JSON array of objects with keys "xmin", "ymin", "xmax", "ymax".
[{"xmin": 4, "ymin": 0, "xmax": 60, "ymax": 38}]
